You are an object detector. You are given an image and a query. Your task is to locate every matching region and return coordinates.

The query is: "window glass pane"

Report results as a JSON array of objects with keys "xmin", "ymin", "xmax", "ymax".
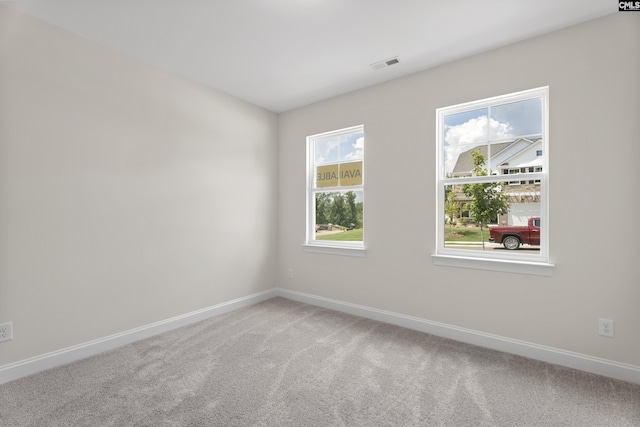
[
  {"xmin": 444, "ymin": 108, "xmax": 488, "ymax": 147},
  {"xmin": 444, "ymin": 144, "xmax": 488, "ymax": 178},
  {"xmin": 443, "ymin": 193, "xmax": 540, "ymax": 254},
  {"xmin": 339, "ymin": 131, "xmax": 364, "ymax": 161},
  {"xmin": 490, "ymin": 98, "xmax": 542, "ymax": 139},
  {"xmin": 316, "ymin": 164, "xmax": 339, "ymax": 188},
  {"xmin": 315, "ymin": 135, "xmax": 339, "ymax": 165},
  {"xmin": 314, "ymin": 190, "xmax": 363, "ymax": 242},
  {"xmin": 339, "ymin": 161, "xmax": 363, "ymax": 186},
  {"xmin": 488, "ymin": 137, "xmax": 543, "ymax": 176}
]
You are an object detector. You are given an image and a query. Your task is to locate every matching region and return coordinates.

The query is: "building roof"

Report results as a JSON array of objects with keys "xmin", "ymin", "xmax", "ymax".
[{"xmin": 451, "ymin": 142, "xmax": 511, "ymax": 176}]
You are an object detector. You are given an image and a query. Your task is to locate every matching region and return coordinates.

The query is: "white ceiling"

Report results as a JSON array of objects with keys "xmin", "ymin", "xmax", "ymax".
[{"xmin": 1, "ymin": 0, "xmax": 615, "ymax": 113}]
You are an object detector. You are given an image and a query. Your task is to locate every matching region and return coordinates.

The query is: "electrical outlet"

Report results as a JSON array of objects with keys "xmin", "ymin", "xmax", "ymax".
[
  {"xmin": 0, "ymin": 322, "xmax": 13, "ymax": 343},
  {"xmin": 287, "ymin": 268, "xmax": 294, "ymax": 279},
  {"xmin": 598, "ymin": 318, "xmax": 614, "ymax": 337}
]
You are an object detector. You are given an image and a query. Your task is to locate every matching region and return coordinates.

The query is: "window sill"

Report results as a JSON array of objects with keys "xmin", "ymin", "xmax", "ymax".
[
  {"xmin": 303, "ymin": 244, "xmax": 366, "ymax": 257},
  {"xmin": 432, "ymin": 254, "xmax": 554, "ymax": 276}
]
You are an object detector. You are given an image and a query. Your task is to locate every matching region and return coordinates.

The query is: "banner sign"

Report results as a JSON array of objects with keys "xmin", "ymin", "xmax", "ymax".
[
  {"xmin": 340, "ymin": 161, "xmax": 363, "ymax": 186},
  {"xmin": 317, "ymin": 161, "xmax": 362, "ymax": 188},
  {"xmin": 316, "ymin": 164, "xmax": 339, "ymax": 187}
]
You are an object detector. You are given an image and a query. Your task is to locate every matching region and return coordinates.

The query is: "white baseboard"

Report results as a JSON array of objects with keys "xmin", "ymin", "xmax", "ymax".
[
  {"xmin": 276, "ymin": 288, "xmax": 640, "ymax": 385},
  {"xmin": 0, "ymin": 289, "xmax": 278, "ymax": 385},
  {"xmin": 3, "ymin": 287, "xmax": 638, "ymax": 386}
]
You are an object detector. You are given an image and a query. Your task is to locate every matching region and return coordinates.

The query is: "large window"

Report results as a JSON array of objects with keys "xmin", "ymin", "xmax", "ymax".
[
  {"xmin": 305, "ymin": 125, "xmax": 365, "ymax": 256},
  {"xmin": 434, "ymin": 87, "xmax": 552, "ymax": 275}
]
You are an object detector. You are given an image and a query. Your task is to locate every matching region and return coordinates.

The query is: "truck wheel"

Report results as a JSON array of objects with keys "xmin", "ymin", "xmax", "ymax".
[{"xmin": 503, "ymin": 236, "xmax": 520, "ymax": 250}]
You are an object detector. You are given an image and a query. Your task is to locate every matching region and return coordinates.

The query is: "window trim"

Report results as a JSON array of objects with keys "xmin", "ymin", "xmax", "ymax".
[
  {"xmin": 302, "ymin": 243, "xmax": 366, "ymax": 257},
  {"xmin": 434, "ymin": 87, "xmax": 553, "ymax": 274},
  {"xmin": 431, "ymin": 253, "xmax": 554, "ymax": 276},
  {"xmin": 305, "ymin": 125, "xmax": 366, "ymax": 256}
]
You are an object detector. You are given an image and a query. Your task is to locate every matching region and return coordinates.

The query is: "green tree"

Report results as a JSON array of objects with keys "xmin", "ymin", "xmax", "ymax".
[
  {"xmin": 461, "ymin": 149, "xmax": 510, "ymax": 249},
  {"xmin": 344, "ymin": 191, "xmax": 360, "ymax": 228},
  {"xmin": 330, "ymin": 192, "xmax": 347, "ymax": 227},
  {"xmin": 315, "ymin": 192, "xmax": 332, "ymax": 225},
  {"xmin": 444, "ymin": 186, "xmax": 461, "ymax": 233}
]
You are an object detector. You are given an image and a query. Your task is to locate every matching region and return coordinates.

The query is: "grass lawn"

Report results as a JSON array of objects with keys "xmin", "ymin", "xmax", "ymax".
[
  {"xmin": 444, "ymin": 227, "xmax": 490, "ymax": 242},
  {"xmin": 316, "ymin": 228, "xmax": 363, "ymax": 241},
  {"xmin": 315, "ymin": 227, "xmax": 487, "ymax": 243}
]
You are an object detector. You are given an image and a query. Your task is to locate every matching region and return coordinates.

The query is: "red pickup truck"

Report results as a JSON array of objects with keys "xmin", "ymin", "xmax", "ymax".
[{"xmin": 489, "ymin": 217, "xmax": 540, "ymax": 250}]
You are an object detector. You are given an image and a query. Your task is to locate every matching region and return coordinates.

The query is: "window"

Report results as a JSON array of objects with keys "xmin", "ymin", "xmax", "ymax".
[
  {"xmin": 305, "ymin": 125, "xmax": 365, "ymax": 256},
  {"xmin": 434, "ymin": 87, "xmax": 552, "ymax": 275}
]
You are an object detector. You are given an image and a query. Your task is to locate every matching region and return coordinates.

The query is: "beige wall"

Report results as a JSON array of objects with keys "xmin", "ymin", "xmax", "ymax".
[
  {"xmin": 0, "ymin": 6, "xmax": 278, "ymax": 365},
  {"xmin": 278, "ymin": 13, "xmax": 640, "ymax": 367}
]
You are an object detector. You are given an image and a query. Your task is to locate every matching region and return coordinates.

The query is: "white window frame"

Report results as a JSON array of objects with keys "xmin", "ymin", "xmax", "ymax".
[
  {"xmin": 304, "ymin": 125, "xmax": 366, "ymax": 257},
  {"xmin": 433, "ymin": 87, "xmax": 553, "ymax": 275}
]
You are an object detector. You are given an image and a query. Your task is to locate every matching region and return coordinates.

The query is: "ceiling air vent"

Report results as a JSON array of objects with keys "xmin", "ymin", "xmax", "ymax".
[{"xmin": 370, "ymin": 56, "xmax": 400, "ymax": 70}]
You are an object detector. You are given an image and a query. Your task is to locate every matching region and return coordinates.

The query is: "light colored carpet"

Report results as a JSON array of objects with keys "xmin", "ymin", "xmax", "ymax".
[{"xmin": 1, "ymin": 297, "xmax": 639, "ymax": 426}]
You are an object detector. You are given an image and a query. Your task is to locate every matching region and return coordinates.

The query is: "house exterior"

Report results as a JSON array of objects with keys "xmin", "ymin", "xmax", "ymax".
[{"xmin": 451, "ymin": 138, "xmax": 542, "ymax": 226}]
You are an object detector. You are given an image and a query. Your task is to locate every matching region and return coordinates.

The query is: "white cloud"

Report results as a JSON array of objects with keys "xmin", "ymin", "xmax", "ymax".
[
  {"xmin": 343, "ymin": 136, "xmax": 364, "ymax": 161},
  {"xmin": 489, "ymin": 118, "xmax": 513, "ymax": 140},
  {"xmin": 316, "ymin": 139, "xmax": 339, "ymax": 164},
  {"xmin": 445, "ymin": 116, "xmax": 512, "ymax": 146}
]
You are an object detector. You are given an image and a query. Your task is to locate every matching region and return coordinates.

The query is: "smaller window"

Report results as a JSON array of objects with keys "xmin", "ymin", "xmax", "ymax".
[
  {"xmin": 536, "ymin": 150, "xmax": 543, "ymax": 156},
  {"xmin": 305, "ymin": 125, "xmax": 365, "ymax": 256}
]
